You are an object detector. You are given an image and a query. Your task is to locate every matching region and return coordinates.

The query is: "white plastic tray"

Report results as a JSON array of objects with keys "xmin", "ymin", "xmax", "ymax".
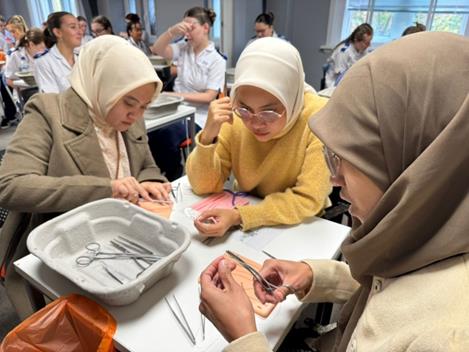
[
  {"xmin": 145, "ymin": 94, "xmax": 184, "ymax": 120},
  {"xmin": 27, "ymin": 198, "xmax": 191, "ymax": 306}
]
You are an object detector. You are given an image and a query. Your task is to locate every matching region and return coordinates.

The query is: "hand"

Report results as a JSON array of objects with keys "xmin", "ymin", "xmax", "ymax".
[
  {"xmin": 199, "ymin": 97, "xmax": 232, "ymax": 145},
  {"xmin": 168, "ymin": 21, "xmax": 193, "ymax": 37},
  {"xmin": 254, "ymin": 259, "xmax": 314, "ymax": 304},
  {"xmin": 199, "ymin": 256, "xmax": 257, "ymax": 342},
  {"xmin": 140, "ymin": 181, "xmax": 172, "ymax": 201},
  {"xmin": 111, "ymin": 176, "xmax": 151, "ymax": 204},
  {"xmin": 194, "ymin": 208, "xmax": 241, "ymax": 237}
]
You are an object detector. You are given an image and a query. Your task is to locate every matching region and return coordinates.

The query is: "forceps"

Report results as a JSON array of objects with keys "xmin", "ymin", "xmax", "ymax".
[
  {"xmin": 165, "ymin": 295, "xmax": 196, "ymax": 345},
  {"xmin": 75, "ymin": 242, "xmax": 162, "ymax": 267},
  {"xmin": 225, "ymin": 250, "xmax": 280, "ymax": 293}
]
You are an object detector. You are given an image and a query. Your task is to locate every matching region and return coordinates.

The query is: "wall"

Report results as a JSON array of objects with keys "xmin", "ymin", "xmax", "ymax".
[
  {"xmin": 0, "ymin": 0, "xmax": 32, "ymax": 26},
  {"xmin": 97, "ymin": 0, "xmax": 126, "ymax": 34},
  {"xmin": 266, "ymin": 0, "xmax": 331, "ymax": 90},
  {"xmin": 155, "ymin": 0, "xmax": 204, "ymax": 36}
]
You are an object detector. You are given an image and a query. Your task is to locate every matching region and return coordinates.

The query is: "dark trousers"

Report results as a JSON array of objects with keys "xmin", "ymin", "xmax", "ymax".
[
  {"xmin": 1, "ymin": 76, "xmax": 17, "ymax": 122},
  {"xmin": 148, "ymin": 121, "xmax": 201, "ymax": 181}
]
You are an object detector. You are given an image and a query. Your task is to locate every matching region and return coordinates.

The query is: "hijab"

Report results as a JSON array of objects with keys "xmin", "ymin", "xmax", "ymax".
[
  {"xmin": 69, "ymin": 35, "xmax": 162, "ymax": 178},
  {"xmin": 231, "ymin": 37, "xmax": 316, "ymax": 138},
  {"xmin": 309, "ymin": 32, "xmax": 469, "ymax": 351}
]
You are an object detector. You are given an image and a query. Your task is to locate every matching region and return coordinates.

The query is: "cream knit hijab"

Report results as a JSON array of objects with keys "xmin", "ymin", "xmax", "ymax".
[
  {"xmin": 310, "ymin": 32, "xmax": 469, "ymax": 351},
  {"xmin": 69, "ymin": 35, "xmax": 162, "ymax": 179},
  {"xmin": 231, "ymin": 37, "xmax": 316, "ymax": 139}
]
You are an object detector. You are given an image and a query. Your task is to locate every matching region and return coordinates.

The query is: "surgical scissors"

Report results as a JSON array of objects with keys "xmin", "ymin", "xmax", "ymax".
[
  {"xmin": 75, "ymin": 242, "xmax": 162, "ymax": 267},
  {"xmin": 226, "ymin": 250, "xmax": 280, "ymax": 293}
]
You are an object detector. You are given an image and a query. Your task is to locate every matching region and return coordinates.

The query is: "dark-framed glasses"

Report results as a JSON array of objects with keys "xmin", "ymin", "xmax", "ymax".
[
  {"xmin": 323, "ymin": 146, "xmax": 341, "ymax": 179},
  {"xmin": 233, "ymin": 106, "xmax": 284, "ymax": 124}
]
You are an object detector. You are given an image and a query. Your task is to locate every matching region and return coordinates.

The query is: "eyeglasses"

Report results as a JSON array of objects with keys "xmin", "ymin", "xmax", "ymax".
[
  {"xmin": 323, "ymin": 146, "xmax": 341, "ymax": 179},
  {"xmin": 233, "ymin": 106, "xmax": 284, "ymax": 124}
]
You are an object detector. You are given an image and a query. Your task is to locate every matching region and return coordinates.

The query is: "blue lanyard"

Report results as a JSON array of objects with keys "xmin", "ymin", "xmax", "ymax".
[{"xmin": 223, "ymin": 189, "xmax": 249, "ymax": 206}]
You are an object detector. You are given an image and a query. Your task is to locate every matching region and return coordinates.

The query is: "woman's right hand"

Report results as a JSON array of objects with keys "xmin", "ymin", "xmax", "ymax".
[
  {"xmin": 254, "ymin": 259, "xmax": 314, "ymax": 304},
  {"xmin": 111, "ymin": 176, "xmax": 151, "ymax": 204},
  {"xmin": 199, "ymin": 97, "xmax": 233, "ymax": 145},
  {"xmin": 168, "ymin": 21, "xmax": 193, "ymax": 37}
]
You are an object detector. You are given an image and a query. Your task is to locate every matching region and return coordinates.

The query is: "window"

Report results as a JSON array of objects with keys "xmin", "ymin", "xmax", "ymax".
[
  {"xmin": 210, "ymin": 0, "xmax": 222, "ymax": 47},
  {"xmin": 340, "ymin": 0, "xmax": 469, "ymax": 45},
  {"xmin": 28, "ymin": 0, "xmax": 79, "ymax": 27}
]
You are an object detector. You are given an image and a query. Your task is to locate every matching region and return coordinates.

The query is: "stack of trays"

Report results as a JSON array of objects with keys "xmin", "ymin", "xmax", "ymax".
[{"xmin": 144, "ymin": 93, "xmax": 184, "ymax": 119}]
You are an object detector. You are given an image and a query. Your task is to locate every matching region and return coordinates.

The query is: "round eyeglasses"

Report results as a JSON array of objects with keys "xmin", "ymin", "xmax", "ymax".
[
  {"xmin": 323, "ymin": 146, "xmax": 341, "ymax": 179},
  {"xmin": 233, "ymin": 107, "xmax": 284, "ymax": 124}
]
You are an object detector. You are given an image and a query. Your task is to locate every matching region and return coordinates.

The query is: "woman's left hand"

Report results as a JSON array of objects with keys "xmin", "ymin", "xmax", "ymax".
[
  {"xmin": 194, "ymin": 208, "xmax": 241, "ymax": 237},
  {"xmin": 199, "ymin": 256, "xmax": 257, "ymax": 342},
  {"xmin": 140, "ymin": 181, "xmax": 172, "ymax": 201}
]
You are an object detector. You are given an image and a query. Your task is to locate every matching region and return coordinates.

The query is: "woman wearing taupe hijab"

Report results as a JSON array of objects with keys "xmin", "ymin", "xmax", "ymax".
[{"xmin": 198, "ymin": 32, "xmax": 469, "ymax": 351}]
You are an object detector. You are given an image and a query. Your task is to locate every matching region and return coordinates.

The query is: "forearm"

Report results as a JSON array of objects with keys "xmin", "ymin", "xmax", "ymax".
[
  {"xmin": 168, "ymin": 90, "xmax": 217, "ymax": 104},
  {"xmin": 186, "ymin": 133, "xmax": 231, "ymax": 195},
  {"xmin": 298, "ymin": 259, "xmax": 359, "ymax": 304},
  {"xmin": 151, "ymin": 30, "xmax": 173, "ymax": 59},
  {"xmin": 0, "ymin": 174, "xmax": 112, "ymax": 213}
]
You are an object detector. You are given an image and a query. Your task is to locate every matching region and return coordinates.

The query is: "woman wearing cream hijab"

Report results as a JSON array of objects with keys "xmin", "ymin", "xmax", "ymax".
[
  {"xmin": 199, "ymin": 32, "xmax": 469, "ymax": 351},
  {"xmin": 0, "ymin": 35, "xmax": 169, "ymax": 319},
  {"xmin": 187, "ymin": 37, "xmax": 331, "ymax": 238}
]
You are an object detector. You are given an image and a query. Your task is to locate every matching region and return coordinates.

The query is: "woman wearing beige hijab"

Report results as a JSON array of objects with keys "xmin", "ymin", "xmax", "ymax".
[
  {"xmin": 0, "ymin": 35, "xmax": 169, "ymax": 319},
  {"xmin": 199, "ymin": 32, "xmax": 469, "ymax": 351},
  {"xmin": 187, "ymin": 37, "xmax": 331, "ymax": 238}
]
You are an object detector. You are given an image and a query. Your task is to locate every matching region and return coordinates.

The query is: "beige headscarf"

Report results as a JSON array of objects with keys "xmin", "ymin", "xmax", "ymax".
[
  {"xmin": 309, "ymin": 32, "xmax": 469, "ymax": 351},
  {"xmin": 231, "ymin": 37, "xmax": 316, "ymax": 139},
  {"xmin": 70, "ymin": 35, "xmax": 162, "ymax": 179}
]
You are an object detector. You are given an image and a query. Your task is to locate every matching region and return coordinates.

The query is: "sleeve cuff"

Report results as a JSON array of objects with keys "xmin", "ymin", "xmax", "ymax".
[
  {"xmin": 224, "ymin": 332, "xmax": 271, "ymax": 352},
  {"xmin": 195, "ymin": 131, "xmax": 218, "ymax": 148}
]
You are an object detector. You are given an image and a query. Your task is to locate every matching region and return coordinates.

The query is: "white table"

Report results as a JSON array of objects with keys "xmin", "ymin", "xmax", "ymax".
[
  {"xmin": 14, "ymin": 177, "xmax": 350, "ymax": 352},
  {"xmin": 145, "ymin": 105, "xmax": 196, "ymax": 150}
]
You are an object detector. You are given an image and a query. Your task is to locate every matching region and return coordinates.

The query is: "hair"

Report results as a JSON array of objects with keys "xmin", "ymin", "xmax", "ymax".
[
  {"xmin": 6, "ymin": 15, "xmax": 28, "ymax": 33},
  {"xmin": 255, "ymin": 12, "xmax": 274, "ymax": 26},
  {"xmin": 402, "ymin": 22, "xmax": 426, "ymax": 36},
  {"xmin": 125, "ymin": 13, "xmax": 140, "ymax": 23},
  {"xmin": 335, "ymin": 23, "xmax": 373, "ymax": 50},
  {"xmin": 77, "ymin": 15, "xmax": 87, "ymax": 23},
  {"xmin": 183, "ymin": 7, "xmax": 216, "ymax": 27},
  {"xmin": 92, "ymin": 15, "xmax": 114, "ymax": 34},
  {"xmin": 126, "ymin": 21, "xmax": 141, "ymax": 36},
  {"xmin": 17, "ymin": 27, "xmax": 44, "ymax": 48},
  {"xmin": 43, "ymin": 11, "xmax": 73, "ymax": 48}
]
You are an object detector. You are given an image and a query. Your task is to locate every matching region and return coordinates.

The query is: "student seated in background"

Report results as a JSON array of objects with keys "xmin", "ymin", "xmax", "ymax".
[
  {"xmin": 402, "ymin": 22, "xmax": 426, "ymax": 36},
  {"xmin": 199, "ymin": 32, "xmax": 469, "ymax": 352},
  {"xmin": 34, "ymin": 12, "xmax": 81, "ymax": 93},
  {"xmin": 77, "ymin": 16, "xmax": 92, "ymax": 46},
  {"xmin": 0, "ymin": 35, "xmax": 170, "ymax": 320},
  {"xmin": 0, "ymin": 15, "xmax": 28, "ymax": 128},
  {"xmin": 127, "ymin": 21, "xmax": 150, "ymax": 56},
  {"xmin": 325, "ymin": 23, "xmax": 373, "ymax": 88},
  {"xmin": 186, "ymin": 37, "xmax": 331, "ymax": 238},
  {"xmin": 247, "ymin": 12, "xmax": 286, "ymax": 46},
  {"xmin": 91, "ymin": 15, "xmax": 114, "ymax": 37},
  {"xmin": 150, "ymin": 6, "xmax": 226, "ymax": 180},
  {"xmin": 4, "ymin": 28, "xmax": 46, "ymax": 87}
]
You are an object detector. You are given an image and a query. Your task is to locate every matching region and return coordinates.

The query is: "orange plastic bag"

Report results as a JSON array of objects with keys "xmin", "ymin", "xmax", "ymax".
[{"xmin": 0, "ymin": 294, "xmax": 117, "ymax": 352}]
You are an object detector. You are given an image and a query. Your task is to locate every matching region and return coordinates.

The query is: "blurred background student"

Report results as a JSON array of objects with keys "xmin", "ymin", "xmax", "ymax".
[
  {"xmin": 402, "ymin": 22, "xmax": 426, "ymax": 36},
  {"xmin": 91, "ymin": 15, "xmax": 114, "ymax": 37},
  {"xmin": 325, "ymin": 23, "xmax": 373, "ymax": 88},
  {"xmin": 127, "ymin": 21, "xmax": 150, "ymax": 56},
  {"xmin": 150, "ymin": 6, "xmax": 226, "ymax": 180},
  {"xmin": 34, "ymin": 12, "xmax": 81, "ymax": 93},
  {"xmin": 247, "ymin": 12, "xmax": 286, "ymax": 46},
  {"xmin": 77, "ymin": 16, "xmax": 92, "ymax": 46}
]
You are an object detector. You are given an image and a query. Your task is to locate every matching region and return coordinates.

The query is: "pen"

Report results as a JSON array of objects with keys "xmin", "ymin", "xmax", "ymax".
[{"xmin": 217, "ymin": 88, "xmax": 225, "ymax": 99}]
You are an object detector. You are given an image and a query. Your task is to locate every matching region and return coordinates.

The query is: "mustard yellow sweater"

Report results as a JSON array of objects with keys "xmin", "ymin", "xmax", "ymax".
[{"xmin": 186, "ymin": 92, "xmax": 331, "ymax": 231}]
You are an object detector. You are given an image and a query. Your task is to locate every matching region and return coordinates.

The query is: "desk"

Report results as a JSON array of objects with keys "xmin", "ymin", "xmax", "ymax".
[
  {"xmin": 14, "ymin": 177, "xmax": 349, "ymax": 352},
  {"xmin": 145, "ymin": 105, "xmax": 196, "ymax": 150}
]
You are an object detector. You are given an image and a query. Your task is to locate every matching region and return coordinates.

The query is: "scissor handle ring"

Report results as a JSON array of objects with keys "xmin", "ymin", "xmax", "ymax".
[
  {"xmin": 85, "ymin": 242, "xmax": 101, "ymax": 252},
  {"xmin": 76, "ymin": 255, "xmax": 93, "ymax": 266}
]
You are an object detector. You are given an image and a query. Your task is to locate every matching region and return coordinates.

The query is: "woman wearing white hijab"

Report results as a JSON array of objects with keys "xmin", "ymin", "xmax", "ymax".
[
  {"xmin": 0, "ymin": 35, "xmax": 169, "ymax": 319},
  {"xmin": 199, "ymin": 32, "xmax": 469, "ymax": 351},
  {"xmin": 186, "ymin": 37, "xmax": 331, "ymax": 237}
]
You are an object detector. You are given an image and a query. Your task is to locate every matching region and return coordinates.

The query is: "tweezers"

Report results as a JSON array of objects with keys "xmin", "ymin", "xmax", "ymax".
[
  {"xmin": 225, "ymin": 250, "xmax": 280, "ymax": 293},
  {"xmin": 165, "ymin": 295, "xmax": 196, "ymax": 345}
]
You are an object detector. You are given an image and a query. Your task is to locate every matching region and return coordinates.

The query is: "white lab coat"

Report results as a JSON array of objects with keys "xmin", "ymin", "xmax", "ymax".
[
  {"xmin": 4, "ymin": 47, "xmax": 35, "ymax": 81},
  {"xmin": 171, "ymin": 40, "xmax": 226, "ymax": 127},
  {"xmin": 325, "ymin": 42, "xmax": 370, "ymax": 88},
  {"xmin": 34, "ymin": 45, "xmax": 77, "ymax": 93}
]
